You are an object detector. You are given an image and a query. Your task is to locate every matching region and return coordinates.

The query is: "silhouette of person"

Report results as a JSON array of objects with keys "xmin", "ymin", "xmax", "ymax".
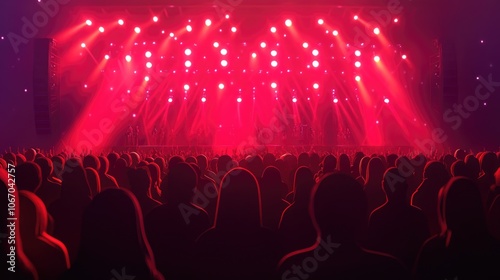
[
  {"xmin": 260, "ymin": 166, "xmax": 290, "ymax": 230},
  {"xmin": 414, "ymin": 177, "xmax": 500, "ymax": 279},
  {"xmin": 411, "ymin": 161, "xmax": 450, "ymax": 235},
  {"xmin": 61, "ymin": 189, "xmax": 164, "ymax": 280},
  {"xmin": 0, "ymin": 168, "xmax": 39, "ymax": 280},
  {"xmin": 367, "ymin": 167, "xmax": 430, "ymax": 268},
  {"xmin": 19, "ymin": 191, "xmax": 70, "ymax": 280},
  {"xmin": 279, "ymin": 166, "xmax": 316, "ymax": 254},
  {"xmin": 145, "ymin": 162, "xmax": 209, "ymax": 280},
  {"xmin": 194, "ymin": 168, "xmax": 282, "ymax": 280},
  {"xmin": 278, "ymin": 173, "xmax": 409, "ymax": 279}
]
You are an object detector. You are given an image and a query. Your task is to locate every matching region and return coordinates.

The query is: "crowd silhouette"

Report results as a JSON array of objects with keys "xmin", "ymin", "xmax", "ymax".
[{"xmin": 1, "ymin": 147, "xmax": 500, "ymax": 279}]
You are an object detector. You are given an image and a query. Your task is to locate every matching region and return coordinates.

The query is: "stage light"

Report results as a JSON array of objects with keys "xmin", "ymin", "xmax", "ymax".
[
  {"xmin": 220, "ymin": 48, "xmax": 228, "ymax": 55},
  {"xmin": 145, "ymin": 51, "xmax": 152, "ymax": 58},
  {"xmin": 219, "ymin": 83, "xmax": 225, "ymax": 89},
  {"xmin": 237, "ymin": 97, "xmax": 242, "ymax": 103},
  {"xmin": 146, "ymin": 62, "xmax": 153, "ymax": 68},
  {"xmin": 355, "ymin": 50, "xmax": 361, "ymax": 56},
  {"xmin": 201, "ymin": 97, "xmax": 207, "ymax": 103},
  {"xmin": 270, "ymin": 27, "xmax": 277, "ymax": 33},
  {"xmin": 260, "ymin": 42, "xmax": 267, "ymax": 48},
  {"xmin": 213, "ymin": 42, "xmax": 219, "ymax": 48},
  {"xmin": 252, "ymin": 53, "xmax": 257, "ymax": 58},
  {"xmin": 384, "ymin": 98, "xmax": 390, "ymax": 104},
  {"xmin": 184, "ymin": 84, "xmax": 190, "ymax": 90},
  {"xmin": 285, "ymin": 19, "xmax": 292, "ymax": 27},
  {"xmin": 205, "ymin": 19, "xmax": 212, "ymax": 26},
  {"xmin": 271, "ymin": 60, "xmax": 278, "ymax": 67},
  {"xmin": 355, "ymin": 61, "xmax": 361, "ymax": 68},
  {"xmin": 376, "ymin": 120, "xmax": 380, "ymax": 124},
  {"xmin": 168, "ymin": 97, "xmax": 173, "ymax": 103},
  {"xmin": 402, "ymin": 54, "xmax": 407, "ymax": 59},
  {"xmin": 312, "ymin": 60, "xmax": 319, "ymax": 67},
  {"xmin": 118, "ymin": 19, "xmax": 124, "ymax": 25},
  {"xmin": 303, "ymin": 42, "xmax": 309, "ymax": 48},
  {"xmin": 104, "ymin": 54, "xmax": 110, "ymax": 60},
  {"xmin": 144, "ymin": 76, "xmax": 150, "ymax": 82},
  {"xmin": 134, "ymin": 27, "xmax": 141, "ymax": 33},
  {"xmin": 271, "ymin": 50, "xmax": 277, "ymax": 56},
  {"xmin": 332, "ymin": 30, "xmax": 339, "ymax": 36},
  {"xmin": 221, "ymin": 60, "xmax": 228, "ymax": 67},
  {"xmin": 354, "ymin": 15, "xmax": 359, "ymax": 20},
  {"xmin": 99, "ymin": 26, "xmax": 105, "ymax": 33},
  {"xmin": 81, "ymin": 43, "xmax": 86, "ymax": 48},
  {"xmin": 185, "ymin": 49, "xmax": 192, "ymax": 56},
  {"xmin": 185, "ymin": 60, "xmax": 192, "ymax": 67},
  {"xmin": 333, "ymin": 98, "xmax": 339, "ymax": 103},
  {"xmin": 169, "ymin": 32, "xmax": 175, "ymax": 37},
  {"xmin": 271, "ymin": 82, "xmax": 277, "ymax": 89},
  {"xmin": 153, "ymin": 16, "xmax": 159, "ymax": 22},
  {"xmin": 318, "ymin": 19, "xmax": 324, "ymax": 25},
  {"xmin": 186, "ymin": 25, "xmax": 192, "ymax": 32},
  {"xmin": 312, "ymin": 49, "xmax": 319, "ymax": 56},
  {"xmin": 231, "ymin": 26, "xmax": 237, "ymax": 32},
  {"xmin": 292, "ymin": 97, "xmax": 297, "ymax": 103},
  {"xmin": 86, "ymin": 20, "xmax": 92, "ymax": 26},
  {"xmin": 313, "ymin": 83, "xmax": 319, "ymax": 89},
  {"xmin": 132, "ymin": 114, "xmax": 137, "ymax": 118},
  {"xmin": 394, "ymin": 18, "xmax": 399, "ymax": 23},
  {"xmin": 374, "ymin": 56, "xmax": 381, "ymax": 62},
  {"xmin": 355, "ymin": 75, "xmax": 361, "ymax": 82},
  {"xmin": 373, "ymin": 27, "xmax": 380, "ymax": 35}
]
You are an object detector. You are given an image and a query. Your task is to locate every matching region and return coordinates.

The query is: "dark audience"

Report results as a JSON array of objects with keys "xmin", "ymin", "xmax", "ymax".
[{"xmin": 2, "ymin": 147, "xmax": 500, "ymax": 279}]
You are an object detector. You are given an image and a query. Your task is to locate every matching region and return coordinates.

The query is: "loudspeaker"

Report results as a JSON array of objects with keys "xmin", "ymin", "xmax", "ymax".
[{"xmin": 33, "ymin": 38, "xmax": 60, "ymax": 135}]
